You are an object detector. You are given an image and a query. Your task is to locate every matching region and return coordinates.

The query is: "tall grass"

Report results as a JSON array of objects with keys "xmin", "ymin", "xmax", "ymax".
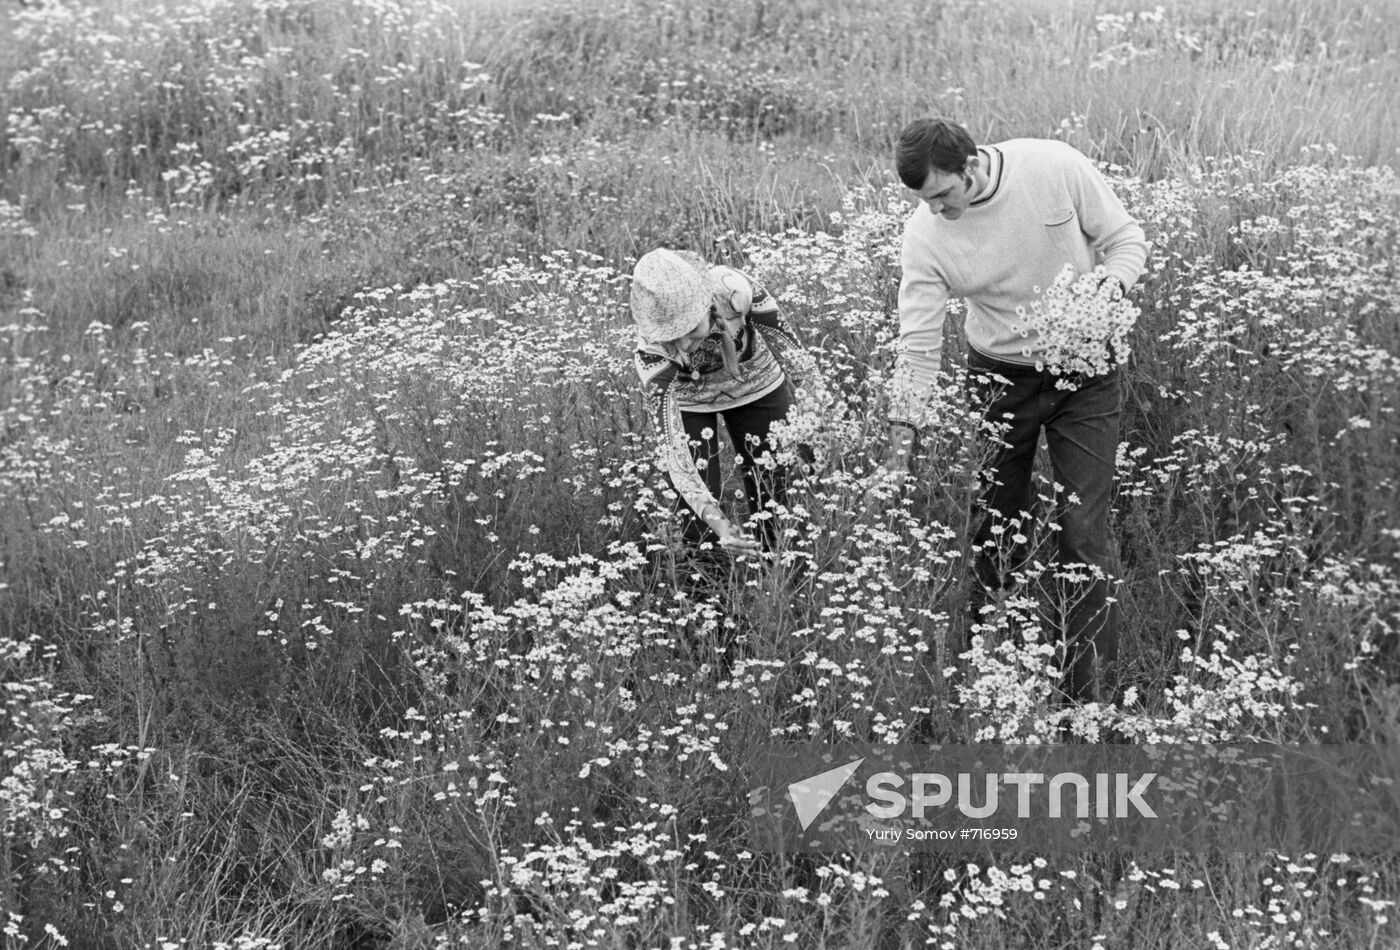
[
  {"xmin": 484, "ymin": 0, "xmax": 1400, "ymax": 171},
  {"xmin": 3, "ymin": 0, "xmax": 1400, "ymax": 946}
]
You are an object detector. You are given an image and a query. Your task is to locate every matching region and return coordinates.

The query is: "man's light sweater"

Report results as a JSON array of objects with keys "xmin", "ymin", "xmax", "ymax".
[{"xmin": 891, "ymin": 138, "xmax": 1149, "ymax": 427}]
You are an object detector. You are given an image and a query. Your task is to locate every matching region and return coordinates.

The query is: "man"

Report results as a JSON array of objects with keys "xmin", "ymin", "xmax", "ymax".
[{"xmin": 884, "ymin": 118, "xmax": 1149, "ymax": 703}]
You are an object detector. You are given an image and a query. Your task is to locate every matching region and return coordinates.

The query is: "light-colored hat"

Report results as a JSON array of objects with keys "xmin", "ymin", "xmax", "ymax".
[{"xmin": 630, "ymin": 248, "xmax": 713, "ymax": 344}]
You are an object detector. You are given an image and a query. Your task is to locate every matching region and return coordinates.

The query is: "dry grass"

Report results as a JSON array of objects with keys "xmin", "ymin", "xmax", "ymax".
[{"xmin": 2, "ymin": 0, "xmax": 1399, "ymax": 946}]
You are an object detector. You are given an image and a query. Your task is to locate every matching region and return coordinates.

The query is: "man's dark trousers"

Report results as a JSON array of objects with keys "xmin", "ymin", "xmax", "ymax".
[{"xmin": 966, "ymin": 347, "xmax": 1121, "ymax": 703}]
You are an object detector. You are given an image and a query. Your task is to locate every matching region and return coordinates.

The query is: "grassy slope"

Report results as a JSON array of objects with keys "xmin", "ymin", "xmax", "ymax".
[{"xmin": 2, "ymin": 0, "xmax": 1399, "ymax": 946}]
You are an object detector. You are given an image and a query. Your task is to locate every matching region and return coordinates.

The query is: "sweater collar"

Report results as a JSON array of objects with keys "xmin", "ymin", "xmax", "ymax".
[{"xmin": 971, "ymin": 146, "xmax": 1004, "ymax": 206}]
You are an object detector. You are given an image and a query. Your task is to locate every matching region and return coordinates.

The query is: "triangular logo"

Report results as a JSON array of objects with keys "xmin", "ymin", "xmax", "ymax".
[{"xmin": 787, "ymin": 758, "xmax": 865, "ymax": 831}]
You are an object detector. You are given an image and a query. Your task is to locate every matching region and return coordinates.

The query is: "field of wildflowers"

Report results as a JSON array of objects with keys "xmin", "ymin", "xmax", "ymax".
[{"xmin": 2, "ymin": 0, "xmax": 1399, "ymax": 946}]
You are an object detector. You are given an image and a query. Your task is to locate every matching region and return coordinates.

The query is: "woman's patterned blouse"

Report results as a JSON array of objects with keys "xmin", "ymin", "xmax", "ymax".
[{"xmin": 633, "ymin": 265, "xmax": 816, "ymax": 522}]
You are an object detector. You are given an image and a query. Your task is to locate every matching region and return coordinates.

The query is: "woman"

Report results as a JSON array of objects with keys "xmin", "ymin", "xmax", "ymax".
[{"xmin": 631, "ymin": 248, "xmax": 817, "ymax": 557}]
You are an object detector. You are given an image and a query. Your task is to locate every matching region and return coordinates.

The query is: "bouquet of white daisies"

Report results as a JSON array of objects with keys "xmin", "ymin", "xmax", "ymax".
[{"xmin": 1014, "ymin": 263, "xmax": 1140, "ymax": 390}]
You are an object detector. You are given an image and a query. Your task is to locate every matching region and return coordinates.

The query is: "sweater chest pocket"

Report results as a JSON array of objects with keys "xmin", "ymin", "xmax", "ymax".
[{"xmin": 1042, "ymin": 205, "xmax": 1090, "ymax": 266}]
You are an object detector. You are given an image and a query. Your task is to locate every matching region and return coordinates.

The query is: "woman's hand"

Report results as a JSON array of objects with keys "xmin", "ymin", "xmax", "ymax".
[
  {"xmin": 714, "ymin": 519, "xmax": 762, "ymax": 555},
  {"xmin": 699, "ymin": 501, "xmax": 762, "ymax": 554}
]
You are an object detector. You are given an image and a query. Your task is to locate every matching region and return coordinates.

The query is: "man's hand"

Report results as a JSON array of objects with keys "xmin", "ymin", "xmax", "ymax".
[
  {"xmin": 883, "ymin": 422, "xmax": 919, "ymax": 478},
  {"xmin": 859, "ymin": 423, "xmax": 919, "ymax": 516},
  {"xmin": 1095, "ymin": 275, "xmax": 1126, "ymax": 301}
]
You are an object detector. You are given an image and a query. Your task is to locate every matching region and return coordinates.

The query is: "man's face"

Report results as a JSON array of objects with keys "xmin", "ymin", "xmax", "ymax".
[{"xmin": 914, "ymin": 164, "xmax": 976, "ymax": 220}]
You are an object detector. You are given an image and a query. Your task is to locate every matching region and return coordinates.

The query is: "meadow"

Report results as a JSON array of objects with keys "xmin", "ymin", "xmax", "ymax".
[{"xmin": 2, "ymin": 0, "xmax": 1399, "ymax": 946}]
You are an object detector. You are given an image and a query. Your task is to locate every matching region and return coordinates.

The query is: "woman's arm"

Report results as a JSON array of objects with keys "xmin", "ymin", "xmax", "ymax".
[
  {"xmin": 635, "ymin": 349, "xmax": 755, "ymax": 549},
  {"xmin": 720, "ymin": 267, "xmax": 819, "ymax": 393}
]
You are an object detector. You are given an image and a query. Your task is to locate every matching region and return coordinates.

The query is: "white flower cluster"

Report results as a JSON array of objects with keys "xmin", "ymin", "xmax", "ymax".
[{"xmin": 1016, "ymin": 263, "xmax": 1140, "ymax": 389}]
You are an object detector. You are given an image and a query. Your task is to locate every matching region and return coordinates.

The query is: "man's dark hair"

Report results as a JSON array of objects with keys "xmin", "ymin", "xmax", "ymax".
[{"xmin": 895, "ymin": 119, "xmax": 978, "ymax": 189}]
